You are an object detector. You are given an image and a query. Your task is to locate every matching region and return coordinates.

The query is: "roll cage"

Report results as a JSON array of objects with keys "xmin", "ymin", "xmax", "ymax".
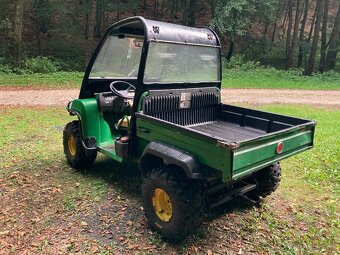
[{"xmin": 79, "ymin": 16, "xmax": 221, "ymax": 101}]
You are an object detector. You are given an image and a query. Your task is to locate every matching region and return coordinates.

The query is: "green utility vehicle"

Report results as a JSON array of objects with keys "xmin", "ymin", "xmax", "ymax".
[{"xmin": 63, "ymin": 17, "xmax": 316, "ymax": 241}]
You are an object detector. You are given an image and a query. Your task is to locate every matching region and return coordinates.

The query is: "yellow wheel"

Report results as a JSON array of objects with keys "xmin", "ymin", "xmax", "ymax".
[
  {"xmin": 68, "ymin": 135, "xmax": 77, "ymax": 156},
  {"xmin": 63, "ymin": 121, "xmax": 97, "ymax": 169},
  {"xmin": 142, "ymin": 167, "xmax": 204, "ymax": 242},
  {"xmin": 152, "ymin": 188, "xmax": 173, "ymax": 222}
]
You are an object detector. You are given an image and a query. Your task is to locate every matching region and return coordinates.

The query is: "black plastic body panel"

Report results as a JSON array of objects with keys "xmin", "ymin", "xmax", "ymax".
[{"xmin": 140, "ymin": 141, "xmax": 221, "ymax": 179}]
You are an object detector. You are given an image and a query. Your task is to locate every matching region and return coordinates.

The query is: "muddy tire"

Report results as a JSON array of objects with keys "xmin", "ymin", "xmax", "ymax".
[
  {"xmin": 63, "ymin": 121, "xmax": 97, "ymax": 169},
  {"xmin": 142, "ymin": 167, "xmax": 204, "ymax": 242},
  {"xmin": 247, "ymin": 163, "xmax": 281, "ymax": 200}
]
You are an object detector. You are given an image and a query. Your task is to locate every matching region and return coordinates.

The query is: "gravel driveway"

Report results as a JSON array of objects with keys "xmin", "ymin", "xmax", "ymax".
[{"xmin": 1, "ymin": 88, "xmax": 339, "ymax": 108}]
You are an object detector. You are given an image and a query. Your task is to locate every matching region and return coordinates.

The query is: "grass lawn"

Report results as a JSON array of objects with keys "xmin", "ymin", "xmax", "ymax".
[
  {"xmin": 0, "ymin": 105, "xmax": 339, "ymax": 254},
  {"xmin": 0, "ymin": 69, "xmax": 339, "ymax": 90},
  {"xmin": 0, "ymin": 72, "xmax": 83, "ymax": 89},
  {"xmin": 222, "ymin": 68, "xmax": 340, "ymax": 90}
]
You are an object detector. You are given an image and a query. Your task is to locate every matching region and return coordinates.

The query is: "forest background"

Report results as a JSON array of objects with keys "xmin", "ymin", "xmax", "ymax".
[{"xmin": 0, "ymin": 0, "xmax": 339, "ymax": 77}]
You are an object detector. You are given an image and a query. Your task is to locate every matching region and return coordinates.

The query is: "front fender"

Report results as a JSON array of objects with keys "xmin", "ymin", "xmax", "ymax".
[{"xmin": 67, "ymin": 98, "xmax": 111, "ymax": 144}]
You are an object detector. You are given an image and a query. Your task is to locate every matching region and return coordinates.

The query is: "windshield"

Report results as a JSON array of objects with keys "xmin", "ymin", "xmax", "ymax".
[
  {"xmin": 90, "ymin": 35, "xmax": 143, "ymax": 78},
  {"xmin": 144, "ymin": 42, "xmax": 220, "ymax": 83}
]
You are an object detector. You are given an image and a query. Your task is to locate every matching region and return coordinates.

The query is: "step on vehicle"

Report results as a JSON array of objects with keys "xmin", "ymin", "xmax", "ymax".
[{"xmin": 63, "ymin": 17, "xmax": 316, "ymax": 242}]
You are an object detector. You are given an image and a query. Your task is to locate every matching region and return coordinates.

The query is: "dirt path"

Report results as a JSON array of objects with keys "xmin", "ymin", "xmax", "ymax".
[{"xmin": 1, "ymin": 88, "xmax": 340, "ymax": 107}]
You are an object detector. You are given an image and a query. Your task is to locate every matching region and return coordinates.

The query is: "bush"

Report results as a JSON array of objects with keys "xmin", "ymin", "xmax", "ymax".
[
  {"xmin": 222, "ymin": 54, "xmax": 260, "ymax": 70},
  {"xmin": 23, "ymin": 56, "xmax": 61, "ymax": 73},
  {"xmin": 0, "ymin": 58, "xmax": 13, "ymax": 73}
]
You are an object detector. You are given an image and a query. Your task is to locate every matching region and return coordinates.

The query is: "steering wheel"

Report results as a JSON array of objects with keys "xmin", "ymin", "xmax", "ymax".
[{"xmin": 109, "ymin": 81, "xmax": 136, "ymax": 99}]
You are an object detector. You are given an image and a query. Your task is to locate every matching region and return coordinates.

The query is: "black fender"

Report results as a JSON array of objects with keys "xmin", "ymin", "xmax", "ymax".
[{"xmin": 140, "ymin": 141, "xmax": 220, "ymax": 179}]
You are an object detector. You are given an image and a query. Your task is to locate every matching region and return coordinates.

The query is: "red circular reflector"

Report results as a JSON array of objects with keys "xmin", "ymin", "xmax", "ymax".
[{"xmin": 276, "ymin": 142, "xmax": 284, "ymax": 154}]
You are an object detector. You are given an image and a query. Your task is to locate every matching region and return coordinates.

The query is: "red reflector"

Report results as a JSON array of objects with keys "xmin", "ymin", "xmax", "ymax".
[{"xmin": 276, "ymin": 142, "xmax": 284, "ymax": 154}]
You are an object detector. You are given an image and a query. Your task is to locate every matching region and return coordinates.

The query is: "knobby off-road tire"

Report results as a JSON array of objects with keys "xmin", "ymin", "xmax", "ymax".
[
  {"xmin": 247, "ymin": 162, "xmax": 282, "ymax": 200},
  {"xmin": 142, "ymin": 167, "xmax": 204, "ymax": 242},
  {"xmin": 63, "ymin": 121, "xmax": 97, "ymax": 169}
]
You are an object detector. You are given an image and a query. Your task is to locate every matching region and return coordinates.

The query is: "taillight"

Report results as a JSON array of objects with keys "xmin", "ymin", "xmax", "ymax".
[{"xmin": 276, "ymin": 142, "xmax": 284, "ymax": 154}]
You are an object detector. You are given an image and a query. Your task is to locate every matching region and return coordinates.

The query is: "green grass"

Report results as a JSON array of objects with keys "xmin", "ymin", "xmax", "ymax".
[
  {"xmin": 222, "ymin": 68, "xmax": 340, "ymax": 90},
  {"xmin": 0, "ymin": 105, "xmax": 339, "ymax": 254},
  {"xmin": 252, "ymin": 105, "xmax": 340, "ymax": 254},
  {"xmin": 0, "ymin": 71, "xmax": 83, "ymax": 88},
  {"xmin": 1, "ymin": 68, "xmax": 339, "ymax": 90}
]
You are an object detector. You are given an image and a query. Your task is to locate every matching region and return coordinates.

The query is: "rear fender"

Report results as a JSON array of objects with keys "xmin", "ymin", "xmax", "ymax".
[{"xmin": 140, "ymin": 141, "xmax": 219, "ymax": 180}]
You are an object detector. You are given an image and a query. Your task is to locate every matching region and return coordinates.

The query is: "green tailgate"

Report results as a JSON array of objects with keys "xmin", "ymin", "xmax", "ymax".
[{"xmin": 231, "ymin": 124, "xmax": 315, "ymax": 180}]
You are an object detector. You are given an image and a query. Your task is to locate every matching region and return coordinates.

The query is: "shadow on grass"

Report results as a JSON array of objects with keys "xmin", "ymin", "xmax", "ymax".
[
  {"xmin": 66, "ymin": 156, "xmax": 257, "ymax": 246},
  {"xmin": 79, "ymin": 156, "xmax": 143, "ymax": 199},
  {"xmin": 78, "ymin": 156, "xmax": 255, "ymax": 217}
]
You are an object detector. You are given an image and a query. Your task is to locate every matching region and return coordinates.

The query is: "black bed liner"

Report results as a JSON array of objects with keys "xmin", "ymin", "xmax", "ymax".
[{"xmin": 190, "ymin": 121, "xmax": 266, "ymax": 142}]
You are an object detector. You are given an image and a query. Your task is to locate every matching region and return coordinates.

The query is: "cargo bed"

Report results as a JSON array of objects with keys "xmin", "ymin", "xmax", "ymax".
[
  {"xmin": 187, "ymin": 104, "xmax": 314, "ymax": 145},
  {"xmin": 136, "ymin": 88, "xmax": 316, "ymax": 182}
]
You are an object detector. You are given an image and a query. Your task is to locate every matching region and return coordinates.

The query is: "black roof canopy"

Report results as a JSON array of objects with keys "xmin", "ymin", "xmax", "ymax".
[{"xmin": 111, "ymin": 16, "xmax": 219, "ymax": 46}]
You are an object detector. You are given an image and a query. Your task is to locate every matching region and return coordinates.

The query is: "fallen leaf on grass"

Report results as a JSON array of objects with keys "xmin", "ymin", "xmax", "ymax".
[
  {"xmin": 80, "ymin": 221, "xmax": 88, "ymax": 227},
  {"xmin": 127, "ymin": 244, "xmax": 140, "ymax": 249},
  {"xmin": 9, "ymin": 174, "xmax": 17, "ymax": 179},
  {"xmin": 142, "ymin": 245, "xmax": 157, "ymax": 250},
  {"xmin": 0, "ymin": 231, "xmax": 10, "ymax": 236}
]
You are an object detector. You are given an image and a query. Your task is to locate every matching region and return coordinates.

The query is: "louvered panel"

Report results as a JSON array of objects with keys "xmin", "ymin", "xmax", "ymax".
[{"xmin": 141, "ymin": 89, "xmax": 220, "ymax": 126}]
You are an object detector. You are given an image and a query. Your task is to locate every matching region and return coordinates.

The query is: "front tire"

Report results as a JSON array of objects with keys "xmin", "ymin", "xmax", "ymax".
[
  {"xmin": 142, "ymin": 167, "xmax": 204, "ymax": 242},
  {"xmin": 63, "ymin": 121, "xmax": 97, "ymax": 169}
]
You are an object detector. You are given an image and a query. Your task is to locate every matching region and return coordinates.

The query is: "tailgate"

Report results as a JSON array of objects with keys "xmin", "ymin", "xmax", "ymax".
[{"xmin": 231, "ymin": 123, "xmax": 315, "ymax": 180}]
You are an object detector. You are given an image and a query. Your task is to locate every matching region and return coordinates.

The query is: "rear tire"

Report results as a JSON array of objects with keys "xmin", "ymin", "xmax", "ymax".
[
  {"xmin": 63, "ymin": 121, "xmax": 97, "ymax": 169},
  {"xmin": 142, "ymin": 167, "xmax": 204, "ymax": 242},
  {"xmin": 247, "ymin": 163, "xmax": 281, "ymax": 200}
]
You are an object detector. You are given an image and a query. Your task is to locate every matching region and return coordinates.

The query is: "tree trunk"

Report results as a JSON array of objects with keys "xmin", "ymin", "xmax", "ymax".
[
  {"xmin": 307, "ymin": 4, "xmax": 317, "ymax": 43},
  {"xmin": 160, "ymin": 0, "xmax": 165, "ymax": 17},
  {"xmin": 170, "ymin": 0, "xmax": 175, "ymax": 21},
  {"xmin": 324, "ymin": 3, "xmax": 340, "ymax": 71},
  {"xmin": 187, "ymin": 0, "xmax": 196, "ymax": 26},
  {"xmin": 319, "ymin": 0, "xmax": 329, "ymax": 72},
  {"xmin": 12, "ymin": 0, "xmax": 25, "ymax": 67},
  {"xmin": 143, "ymin": 0, "xmax": 147, "ymax": 11},
  {"xmin": 262, "ymin": 22, "xmax": 269, "ymax": 53},
  {"xmin": 298, "ymin": 0, "xmax": 310, "ymax": 68},
  {"xmin": 182, "ymin": 0, "xmax": 188, "ymax": 24},
  {"xmin": 226, "ymin": 39, "xmax": 235, "ymax": 61},
  {"xmin": 208, "ymin": 0, "xmax": 217, "ymax": 20},
  {"xmin": 85, "ymin": 0, "xmax": 97, "ymax": 67},
  {"xmin": 271, "ymin": 22, "xmax": 277, "ymax": 43},
  {"xmin": 285, "ymin": 0, "xmax": 293, "ymax": 60},
  {"xmin": 286, "ymin": 0, "xmax": 303, "ymax": 69},
  {"xmin": 36, "ymin": 23, "xmax": 41, "ymax": 55},
  {"xmin": 282, "ymin": 6, "xmax": 288, "ymax": 29},
  {"xmin": 34, "ymin": 0, "xmax": 49, "ymax": 33},
  {"xmin": 117, "ymin": 0, "xmax": 121, "ymax": 21},
  {"xmin": 154, "ymin": 0, "xmax": 158, "ymax": 19},
  {"xmin": 95, "ymin": 0, "xmax": 104, "ymax": 37},
  {"xmin": 305, "ymin": 0, "xmax": 324, "ymax": 75}
]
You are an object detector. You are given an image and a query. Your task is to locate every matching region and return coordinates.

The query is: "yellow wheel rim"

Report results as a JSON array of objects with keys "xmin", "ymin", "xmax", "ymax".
[
  {"xmin": 152, "ymin": 188, "xmax": 173, "ymax": 222},
  {"xmin": 68, "ymin": 135, "xmax": 77, "ymax": 156}
]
